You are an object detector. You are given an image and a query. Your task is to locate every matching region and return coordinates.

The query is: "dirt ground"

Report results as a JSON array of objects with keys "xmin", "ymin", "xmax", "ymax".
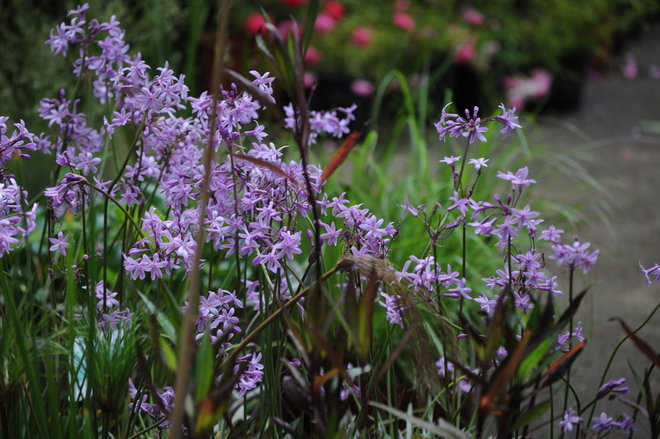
[{"xmin": 528, "ymin": 23, "xmax": 660, "ymax": 437}]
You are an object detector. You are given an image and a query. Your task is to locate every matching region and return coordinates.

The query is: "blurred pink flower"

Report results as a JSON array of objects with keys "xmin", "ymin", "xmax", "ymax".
[
  {"xmin": 304, "ymin": 46, "xmax": 323, "ymax": 66},
  {"xmin": 623, "ymin": 55, "xmax": 638, "ymax": 79},
  {"xmin": 454, "ymin": 44, "xmax": 475, "ymax": 64},
  {"xmin": 503, "ymin": 69, "xmax": 553, "ymax": 111},
  {"xmin": 351, "ymin": 27, "xmax": 372, "ymax": 47},
  {"xmin": 462, "ymin": 8, "xmax": 485, "ymax": 26},
  {"xmin": 303, "ymin": 72, "xmax": 317, "ymax": 88},
  {"xmin": 315, "ymin": 13, "xmax": 336, "ymax": 34},
  {"xmin": 323, "ymin": 1, "xmax": 345, "ymax": 20},
  {"xmin": 244, "ymin": 13, "xmax": 266, "ymax": 36},
  {"xmin": 393, "ymin": 11, "xmax": 415, "ymax": 31},
  {"xmin": 351, "ymin": 79, "xmax": 374, "ymax": 97}
]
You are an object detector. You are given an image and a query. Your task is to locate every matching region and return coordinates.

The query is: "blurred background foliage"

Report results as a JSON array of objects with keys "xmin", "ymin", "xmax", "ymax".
[{"xmin": 2, "ymin": 0, "xmax": 659, "ymax": 129}]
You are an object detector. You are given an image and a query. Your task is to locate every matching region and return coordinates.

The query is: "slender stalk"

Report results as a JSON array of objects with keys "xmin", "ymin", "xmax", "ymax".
[
  {"xmin": 560, "ymin": 266, "xmax": 575, "ymax": 439},
  {"xmin": 457, "ymin": 137, "xmax": 470, "ymax": 314},
  {"xmin": 168, "ymin": 1, "xmax": 230, "ymax": 436},
  {"xmin": 220, "ymin": 263, "xmax": 340, "ymax": 370}
]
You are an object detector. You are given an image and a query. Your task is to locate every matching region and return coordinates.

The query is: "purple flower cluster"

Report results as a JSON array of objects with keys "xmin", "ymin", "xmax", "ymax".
[
  {"xmin": 128, "ymin": 378, "xmax": 175, "ymax": 427},
  {"xmin": 0, "ymin": 117, "xmax": 38, "ymax": 257},
  {"xmin": 394, "ymin": 255, "xmax": 470, "ymax": 305},
  {"xmin": 318, "ymin": 192, "xmax": 396, "ymax": 258},
  {"xmin": 188, "ymin": 288, "xmax": 244, "ymax": 347},
  {"xmin": 549, "ymin": 238, "xmax": 599, "ymax": 274},
  {"xmin": 284, "ymin": 103, "xmax": 356, "ymax": 144},
  {"xmin": 559, "ymin": 408, "xmax": 636, "ymax": 436},
  {"xmin": 434, "ymin": 103, "xmax": 521, "ymax": 144},
  {"xmin": 234, "ymin": 352, "xmax": 264, "ymax": 397},
  {"xmin": 95, "ymin": 281, "xmax": 132, "ymax": 329},
  {"xmin": 592, "ymin": 412, "xmax": 636, "ymax": 435},
  {"xmin": 0, "ymin": 176, "xmax": 37, "ymax": 257}
]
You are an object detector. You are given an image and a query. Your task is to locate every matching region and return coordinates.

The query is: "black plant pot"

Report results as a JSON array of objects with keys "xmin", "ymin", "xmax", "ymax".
[{"xmin": 545, "ymin": 50, "xmax": 591, "ymax": 111}]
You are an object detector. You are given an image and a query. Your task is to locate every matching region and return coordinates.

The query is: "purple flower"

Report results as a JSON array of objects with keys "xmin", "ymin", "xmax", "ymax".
[
  {"xmin": 444, "ymin": 278, "xmax": 472, "ymax": 299},
  {"xmin": 235, "ymin": 352, "xmax": 264, "ymax": 396},
  {"xmin": 468, "ymin": 157, "xmax": 489, "ymax": 172},
  {"xmin": 639, "ymin": 261, "xmax": 660, "ymax": 285},
  {"xmin": 539, "ymin": 225, "xmax": 564, "ymax": 243},
  {"xmin": 434, "ymin": 103, "xmax": 521, "ymax": 144},
  {"xmin": 592, "ymin": 412, "xmax": 614, "ymax": 433},
  {"xmin": 320, "ymin": 221, "xmax": 342, "ymax": 246},
  {"xmin": 550, "ymin": 238, "xmax": 599, "ymax": 274},
  {"xmin": 397, "ymin": 196, "xmax": 419, "ymax": 219},
  {"xmin": 435, "ymin": 104, "xmax": 488, "ymax": 144},
  {"xmin": 274, "ymin": 228, "xmax": 302, "ymax": 260},
  {"xmin": 49, "ymin": 231, "xmax": 69, "ymax": 257},
  {"xmin": 496, "ymin": 166, "xmax": 536, "ymax": 190},
  {"xmin": 613, "ymin": 413, "xmax": 636, "ymax": 435},
  {"xmin": 283, "ymin": 102, "xmax": 355, "ymax": 144},
  {"xmin": 596, "ymin": 377, "xmax": 629, "ymax": 399},
  {"xmin": 439, "ymin": 156, "xmax": 461, "ymax": 166},
  {"xmin": 493, "ymin": 103, "xmax": 522, "ymax": 134},
  {"xmin": 1, "ymin": 117, "xmax": 37, "ymax": 163},
  {"xmin": 378, "ymin": 292, "xmax": 405, "ymax": 328},
  {"xmin": 474, "ymin": 292, "xmax": 497, "ymax": 315},
  {"xmin": 559, "ymin": 408, "xmax": 581, "ymax": 433}
]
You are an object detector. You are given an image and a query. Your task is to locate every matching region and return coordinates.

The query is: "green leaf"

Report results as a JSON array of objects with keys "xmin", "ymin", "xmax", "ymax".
[
  {"xmin": 511, "ymin": 400, "xmax": 551, "ymax": 430},
  {"xmin": 195, "ymin": 332, "xmax": 215, "ymax": 403},
  {"xmin": 302, "ymin": 0, "xmax": 319, "ymax": 54},
  {"xmin": 483, "ymin": 289, "xmax": 507, "ymax": 364},
  {"xmin": 160, "ymin": 336, "xmax": 178, "ymax": 373},
  {"xmin": 137, "ymin": 291, "xmax": 176, "ymax": 341},
  {"xmin": 517, "ymin": 336, "xmax": 553, "ymax": 382}
]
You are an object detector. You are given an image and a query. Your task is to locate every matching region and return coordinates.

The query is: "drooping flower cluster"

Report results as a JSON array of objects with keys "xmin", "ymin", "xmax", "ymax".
[
  {"xmin": 0, "ymin": 117, "xmax": 38, "ymax": 257},
  {"xmin": 0, "ymin": 176, "xmax": 37, "ymax": 258}
]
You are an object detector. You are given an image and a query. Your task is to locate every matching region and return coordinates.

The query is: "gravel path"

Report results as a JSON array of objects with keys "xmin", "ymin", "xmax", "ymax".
[{"xmin": 529, "ymin": 23, "xmax": 660, "ymax": 436}]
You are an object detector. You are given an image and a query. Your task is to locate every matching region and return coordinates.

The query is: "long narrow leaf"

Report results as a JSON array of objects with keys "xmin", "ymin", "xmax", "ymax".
[
  {"xmin": 229, "ymin": 152, "xmax": 298, "ymax": 185},
  {"xmin": 370, "ymin": 401, "xmax": 470, "ymax": 439},
  {"xmin": 480, "ymin": 329, "xmax": 532, "ymax": 414},
  {"xmin": 612, "ymin": 317, "xmax": 660, "ymax": 368},
  {"xmin": 321, "ymin": 131, "xmax": 361, "ymax": 183}
]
